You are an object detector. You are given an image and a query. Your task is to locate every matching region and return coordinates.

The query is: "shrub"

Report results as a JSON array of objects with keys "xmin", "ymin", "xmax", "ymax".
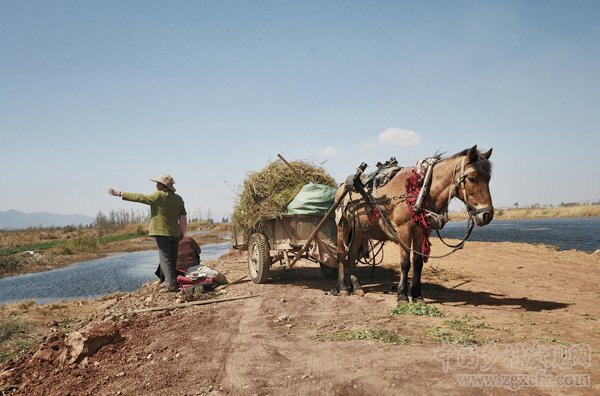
[{"xmin": 0, "ymin": 256, "xmax": 24, "ymax": 274}]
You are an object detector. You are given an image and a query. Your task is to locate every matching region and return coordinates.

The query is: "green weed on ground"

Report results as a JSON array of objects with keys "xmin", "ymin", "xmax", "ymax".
[
  {"xmin": 0, "ymin": 233, "xmax": 146, "ymax": 256},
  {"xmin": 0, "ymin": 242, "xmax": 57, "ymax": 256},
  {"xmin": 99, "ymin": 233, "xmax": 147, "ymax": 244},
  {"xmin": 426, "ymin": 326, "xmax": 477, "ymax": 345},
  {"xmin": 0, "ymin": 321, "xmax": 27, "ymax": 342},
  {"xmin": 426, "ymin": 315, "xmax": 496, "ymax": 345},
  {"xmin": 446, "ymin": 315, "xmax": 494, "ymax": 332},
  {"xmin": 0, "ymin": 320, "xmax": 36, "ymax": 364},
  {"xmin": 390, "ymin": 302, "xmax": 444, "ymax": 317},
  {"xmin": 53, "ymin": 236, "xmax": 99, "ymax": 255},
  {"xmin": 312, "ymin": 329, "xmax": 412, "ymax": 345}
]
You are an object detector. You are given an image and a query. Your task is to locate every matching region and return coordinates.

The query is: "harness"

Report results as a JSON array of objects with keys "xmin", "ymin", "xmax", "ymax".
[{"xmin": 339, "ymin": 155, "xmax": 484, "ymax": 262}]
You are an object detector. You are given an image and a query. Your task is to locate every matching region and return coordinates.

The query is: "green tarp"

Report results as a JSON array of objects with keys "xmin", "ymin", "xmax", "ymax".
[{"xmin": 286, "ymin": 183, "xmax": 337, "ymax": 215}]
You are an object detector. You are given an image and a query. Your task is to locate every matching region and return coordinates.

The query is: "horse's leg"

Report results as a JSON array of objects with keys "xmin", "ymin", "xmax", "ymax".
[
  {"xmin": 397, "ymin": 244, "xmax": 411, "ymax": 304},
  {"xmin": 347, "ymin": 235, "xmax": 365, "ymax": 296},
  {"xmin": 410, "ymin": 235, "xmax": 424, "ymax": 303},
  {"xmin": 336, "ymin": 220, "xmax": 350, "ymax": 296}
]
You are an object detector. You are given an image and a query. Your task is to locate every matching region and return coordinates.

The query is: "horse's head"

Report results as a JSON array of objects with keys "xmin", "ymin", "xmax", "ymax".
[{"xmin": 455, "ymin": 145, "xmax": 494, "ymax": 226}]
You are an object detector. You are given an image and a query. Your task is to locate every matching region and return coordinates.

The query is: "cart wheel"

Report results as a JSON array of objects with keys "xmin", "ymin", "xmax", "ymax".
[
  {"xmin": 319, "ymin": 263, "xmax": 339, "ymax": 278},
  {"xmin": 248, "ymin": 233, "xmax": 271, "ymax": 284}
]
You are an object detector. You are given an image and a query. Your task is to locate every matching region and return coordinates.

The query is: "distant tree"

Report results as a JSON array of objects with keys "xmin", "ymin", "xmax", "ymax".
[
  {"xmin": 94, "ymin": 209, "xmax": 149, "ymax": 229},
  {"xmin": 513, "ymin": 202, "xmax": 519, "ymax": 208},
  {"xmin": 193, "ymin": 208, "xmax": 204, "ymax": 222},
  {"xmin": 95, "ymin": 211, "xmax": 110, "ymax": 228},
  {"xmin": 559, "ymin": 202, "xmax": 578, "ymax": 207}
]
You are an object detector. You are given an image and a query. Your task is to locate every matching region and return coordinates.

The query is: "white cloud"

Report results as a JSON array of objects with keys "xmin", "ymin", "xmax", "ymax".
[
  {"xmin": 314, "ymin": 146, "xmax": 338, "ymax": 157},
  {"xmin": 378, "ymin": 128, "xmax": 422, "ymax": 147}
]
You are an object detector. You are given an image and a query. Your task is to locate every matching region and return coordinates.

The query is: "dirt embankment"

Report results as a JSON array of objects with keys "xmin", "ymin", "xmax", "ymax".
[{"xmin": 1, "ymin": 240, "xmax": 599, "ymax": 395}]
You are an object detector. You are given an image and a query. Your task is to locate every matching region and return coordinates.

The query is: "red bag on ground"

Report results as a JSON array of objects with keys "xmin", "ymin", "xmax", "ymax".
[{"xmin": 176, "ymin": 275, "xmax": 213, "ymax": 286}]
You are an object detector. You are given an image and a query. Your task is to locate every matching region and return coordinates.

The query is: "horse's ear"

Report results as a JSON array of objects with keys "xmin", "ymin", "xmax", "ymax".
[
  {"xmin": 468, "ymin": 145, "xmax": 479, "ymax": 162},
  {"xmin": 482, "ymin": 148, "xmax": 493, "ymax": 160}
]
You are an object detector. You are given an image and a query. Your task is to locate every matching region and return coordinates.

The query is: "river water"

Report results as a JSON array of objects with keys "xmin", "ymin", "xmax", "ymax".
[
  {"xmin": 440, "ymin": 217, "xmax": 600, "ymax": 252},
  {"xmin": 0, "ymin": 242, "xmax": 232, "ymax": 305}
]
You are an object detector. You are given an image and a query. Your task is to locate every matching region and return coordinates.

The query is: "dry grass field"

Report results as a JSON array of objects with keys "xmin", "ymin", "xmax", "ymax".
[{"xmin": 450, "ymin": 204, "xmax": 600, "ymax": 221}]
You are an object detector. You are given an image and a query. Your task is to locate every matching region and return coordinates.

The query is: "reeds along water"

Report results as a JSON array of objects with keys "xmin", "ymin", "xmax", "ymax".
[{"xmin": 449, "ymin": 204, "xmax": 600, "ymax": 221}]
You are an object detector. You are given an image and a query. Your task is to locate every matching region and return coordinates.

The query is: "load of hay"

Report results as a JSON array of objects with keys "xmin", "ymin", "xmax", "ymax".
[{"xmin": 232, "ymin": 159, "xmax": 337, "ymax": 232}]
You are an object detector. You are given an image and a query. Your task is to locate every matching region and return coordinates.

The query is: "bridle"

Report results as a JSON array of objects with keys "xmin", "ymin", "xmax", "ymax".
[{"xmin": 449, "ymin": 156, "xmax": 494, "ymax": 218}]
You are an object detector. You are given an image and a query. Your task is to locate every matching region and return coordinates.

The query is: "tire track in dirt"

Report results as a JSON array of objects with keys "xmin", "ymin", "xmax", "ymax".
[
  {"xmin": 306, "ymin": 353, "xmax": 326, "ymax": 395},
  {"xmin": 223, "ymin": 295, "xmax": 288, "ymax": 393}
]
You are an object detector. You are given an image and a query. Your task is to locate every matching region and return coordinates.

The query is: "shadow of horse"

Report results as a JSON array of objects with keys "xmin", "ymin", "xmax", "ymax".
[
  {"xmin": 423, "ymin": 283, "xmax": 570, "ymax": 312},
  {"xmin": 266, "ymin": 266, "xmax": 341, "ymax": 290},
  {"xmin": 265, "ymin": 266, "xmax": 570, "ymax": 312},
  {"xmin": 267, "ymin": 264, "xmax": 398, "ymax": 292}
]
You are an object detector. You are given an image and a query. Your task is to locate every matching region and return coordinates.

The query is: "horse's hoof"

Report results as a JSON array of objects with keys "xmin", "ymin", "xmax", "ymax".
[
  {"xmin": 412, "ymin": 297, "xmax": 425, "ymax": 304},
  {"xmin": 397, "ymin": 297, "xmax": 409, "ymax": 305},
  {"xmin": 339, "ymin": 289, "xmax": 350, "ymax": 296},
  {"xmin": 353, "ymin": 288, "xmax": 365, "ymax": 297}
]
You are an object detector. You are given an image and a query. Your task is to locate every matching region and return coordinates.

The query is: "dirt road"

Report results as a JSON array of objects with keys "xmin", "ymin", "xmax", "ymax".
[{"xmin": 1, "ymin": 239, "xmax": 599, "ymax": 395}]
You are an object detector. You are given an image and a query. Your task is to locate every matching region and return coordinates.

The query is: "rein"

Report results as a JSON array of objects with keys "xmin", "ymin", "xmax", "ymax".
[{"xmin": 357, "ymin": 156, "xmax": 479, "ymax": 261}]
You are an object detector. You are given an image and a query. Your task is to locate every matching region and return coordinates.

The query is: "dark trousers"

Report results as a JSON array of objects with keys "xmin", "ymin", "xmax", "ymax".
[{"xmin": 154, "ymin": 236, "xmax": 179, "ymax": 290}]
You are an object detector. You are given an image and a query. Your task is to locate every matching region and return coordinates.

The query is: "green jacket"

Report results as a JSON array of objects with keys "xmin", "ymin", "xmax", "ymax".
[{"xmin": 121, "ymin": 191, "xmax": 187, "ymax": 237}]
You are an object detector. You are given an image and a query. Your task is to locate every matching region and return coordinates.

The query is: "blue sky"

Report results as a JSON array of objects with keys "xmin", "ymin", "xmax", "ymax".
[{"xmin": 2, "ymin": 0, "xmax": 599, "ymax": 220}]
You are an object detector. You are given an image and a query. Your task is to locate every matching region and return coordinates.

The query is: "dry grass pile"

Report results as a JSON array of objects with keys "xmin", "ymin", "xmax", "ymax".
[{"xmin": 232, "ymin": 159, "xmax": 337, "ymax": 231}]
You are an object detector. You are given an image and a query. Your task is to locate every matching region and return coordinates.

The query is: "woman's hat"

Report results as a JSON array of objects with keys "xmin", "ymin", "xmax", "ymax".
[{"xmin": 151, "ymin": 174, "xmax": 176, "ymax": 192}]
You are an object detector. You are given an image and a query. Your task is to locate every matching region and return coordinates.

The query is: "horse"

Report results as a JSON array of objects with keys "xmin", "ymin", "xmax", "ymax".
[{"xmin": 334, "ymin": 145, "xmax": 494, "ymax": 303}]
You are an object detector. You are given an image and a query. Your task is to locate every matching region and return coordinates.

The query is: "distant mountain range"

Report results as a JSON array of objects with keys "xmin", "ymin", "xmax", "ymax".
[{"xmin": 0, "ymin": 209, "xmax": 94, "ymax": 229}]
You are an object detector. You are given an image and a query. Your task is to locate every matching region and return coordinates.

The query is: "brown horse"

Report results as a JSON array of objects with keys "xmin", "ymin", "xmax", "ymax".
[{"xmin": 335, "ymin": 145, "xmax": 494, "ymax": 303}]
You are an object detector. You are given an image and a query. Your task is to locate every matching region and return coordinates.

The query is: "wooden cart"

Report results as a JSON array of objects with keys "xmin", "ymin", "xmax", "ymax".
[{"xmin": 233, "ymin": 214, "xmax": 338, "ymax": 283}]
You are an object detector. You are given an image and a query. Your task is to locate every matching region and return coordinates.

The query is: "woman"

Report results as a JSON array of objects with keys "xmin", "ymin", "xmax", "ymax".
[{"xmin": 108, "ymin": 174, "xmax": 187, "ymax": 292}]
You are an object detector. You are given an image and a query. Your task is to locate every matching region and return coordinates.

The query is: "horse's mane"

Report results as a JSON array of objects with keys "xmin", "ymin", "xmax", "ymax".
[{"xmin": 445, "ymin": 148, "xmax": 493, "ymax": 178}]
